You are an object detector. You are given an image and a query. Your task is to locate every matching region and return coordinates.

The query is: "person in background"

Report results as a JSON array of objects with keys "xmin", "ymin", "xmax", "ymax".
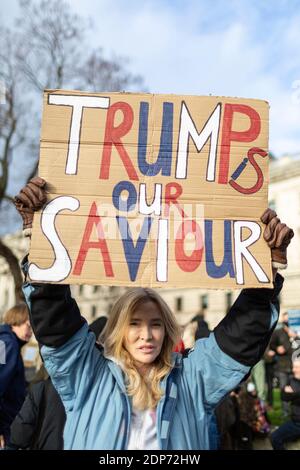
[
  {"xmin": 173, "ymin": 338, "xmax": 185, "ymax": 354},
  {"xmin": 7, "ymin": 318, "xmax": 107, "ymax": 450},
  {"xmin": 191, "ymin": 312, "xmax": 210, "ymax": 341},
  {"xmin": 173, "ymin": 326, "xmax": 185, "ymax": 353},
  {"xmin": 182, "ymin": 313, "xmax": 210, "ymax": 349},
  {"xmin": 251, "ymin": 359, "xmax": 266, "ymax": 403},
  {"xmin": 271, "ymin": 358, "xmax": 300, "ymax": 450},
  {"xmin": 270, "ymin": 312, "xmax": 298, "ymax": 416},
  {"xmin": 8, "ymin": 365, "xmax": 66, "ymax": 450},
  {"xmin": 214, "ymin": 391, "xmax": 239, "ymax": 449},
  {"xmin": 0, "ymin": 304, "xmax": 32, "ymax": 448},
  {"xmin": 264, "ymin": 346, "xmax": 276, "ymax": 407},
  {"xmin": 232, "ymin": 381, "xmax": 270, "ymax": 450},
  {"xmin": 89, "ymin": 316, "xmax": 108, "ymax": 340},
  {"xmin": 233, "ymin": 383, "xmax": 257, "ymax": 450}
]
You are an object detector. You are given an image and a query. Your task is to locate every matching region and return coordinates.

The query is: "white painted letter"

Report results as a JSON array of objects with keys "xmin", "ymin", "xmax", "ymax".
[
  {"xmin": 234, "ymin": 221, "xmax": 269, "ymax": 285},
  {"xmin": 28, "ymin": 196, "xmax": 80, "ymax": 282},
  {"xmin": 139, "ymin": 183, "xmax": 162, "ymax": 215},
  {"xmin": 176, "ymin": 102, "xmax": 221, "ymax": 181},
  {"xmin": 48, "ymin": 94, "xmax": 110, "ymax": 174},
  {"xmin": 156, "ymin": 219, "xmax": 168, "ymax": 282}
]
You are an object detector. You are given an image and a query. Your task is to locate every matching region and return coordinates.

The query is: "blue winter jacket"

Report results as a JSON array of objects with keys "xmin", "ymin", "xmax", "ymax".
[
  {"xmin": 23, "ymin": 273, "xmax": 283, "ymax": 450},
  {"xmin": 0, "ymin": 325, "xmax": 26, "ymax": 440}
]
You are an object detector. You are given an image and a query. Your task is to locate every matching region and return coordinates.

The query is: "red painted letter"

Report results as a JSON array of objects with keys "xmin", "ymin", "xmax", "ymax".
[
  {"xmin": 175, "ymin": 220, "xmax": 203, "ymax": 272},
  {"xmin": 100, "ymin": 102, "xmax": 139, "ymax": 180},
  {"xmin": 164, "ymin": 182, "xmax": 186, "ymax": 217},
  {"xmin": 73, "ymin": 202, "xmax": 114, "ymax": 277},
  {"xmin": 219, "ymin": 103, "xmax": 261, "ymax": 184},
  {"xmin": 229, "ymin": 147, "xmax": 268, "ymax": 194}
]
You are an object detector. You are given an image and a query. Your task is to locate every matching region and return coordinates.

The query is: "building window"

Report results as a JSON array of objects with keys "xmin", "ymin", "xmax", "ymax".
[
  {"xmin": 226, "ymin": 292, "xmax": 232, "ymax": 313},
  {"xmin": 200, "ymin": 294, "xmax": 208, "ymax": 310},
  {"xmin": 91, "ymin": 305, "xmax": 97, "ymax": 319},
  {"xmin": 176, "ymin": 297, "xmax": 183, "ymax": 312}
]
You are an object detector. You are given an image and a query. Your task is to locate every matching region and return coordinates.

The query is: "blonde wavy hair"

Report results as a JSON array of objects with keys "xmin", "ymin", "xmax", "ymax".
[{"xmin": 100, "ymin": 288, "xmax": 181, "ymax": 410}]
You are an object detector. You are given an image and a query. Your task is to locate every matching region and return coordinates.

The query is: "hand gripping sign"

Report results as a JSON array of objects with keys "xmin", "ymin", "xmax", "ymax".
[{"xmin": 28, "ymin": 90, "xmax": 272, "ymax": 289}]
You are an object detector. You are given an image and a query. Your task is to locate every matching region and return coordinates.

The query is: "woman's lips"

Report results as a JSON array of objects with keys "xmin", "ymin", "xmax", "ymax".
[{"xmin": 138, "ymin": 346, "xmax": 155, "ymax": 351}]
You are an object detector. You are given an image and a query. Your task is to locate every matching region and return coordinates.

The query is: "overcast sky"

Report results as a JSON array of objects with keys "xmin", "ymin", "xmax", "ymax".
[{"xmin": 2, "ymin": 0, "xmax": 300, "ymax": 156}]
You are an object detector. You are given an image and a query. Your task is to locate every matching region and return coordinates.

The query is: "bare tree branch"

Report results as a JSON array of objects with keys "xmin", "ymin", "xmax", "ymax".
[
  {"xmin": 0, "ymin": 0, "xmax": 144, "ymax": 308},
  {"xmin": 0, "ymin": 238, "xmax": 24, "ymax": 302}
]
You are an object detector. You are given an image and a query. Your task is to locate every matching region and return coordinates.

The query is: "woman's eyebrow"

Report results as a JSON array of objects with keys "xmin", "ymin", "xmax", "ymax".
[{"xmin": 130, "ymin": 316, "xmax": 162, "ymax": 322}]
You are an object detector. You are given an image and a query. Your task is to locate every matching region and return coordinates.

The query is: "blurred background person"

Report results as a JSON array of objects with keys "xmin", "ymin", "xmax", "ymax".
[
  {"xmin": 7, "ymin": 364, "xmax": 66, "ymax": 450},
  {"xmin": 270, "ymin": 312, "xmax": 297, "ymax": 416},
  {"xmin": 251, "ymin": 360, "xmax": 267, "ymax": 403},
  {"xmin": 89, "ymin": 316, "xmax": 108, "ymax": 340},
  {"xmin": 264, "ymin": 346, "xmax": 277, "ymax": 408},
  {"xmin": 7, "ymin": 317, "xmax": 108, "ymax": 450},
  {"xmin": 271, "ymin": 358, "xmax": 300, "ymax": 450},
  {"xmin": 191, "ymin": 311, "xmax": 210, "ymax": 341},
  {"xmin": 0, "ymin": 304, "xmax": 32, "ymax": 448},
  {"xmin": 234, "ymin": 382, "xmax": 270, "ymax": 450}
]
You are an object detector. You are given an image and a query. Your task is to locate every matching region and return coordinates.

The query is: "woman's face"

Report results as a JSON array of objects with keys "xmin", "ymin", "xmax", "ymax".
[{"xmin": 124, "ymin": 301, "xmax": 166, "ymax": 369}]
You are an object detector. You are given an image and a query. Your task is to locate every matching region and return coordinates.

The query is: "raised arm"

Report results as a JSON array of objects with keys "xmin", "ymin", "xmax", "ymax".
[
  {"xmin": 15, "ymin": 179, "xmax": 100, "ymax": 412},
  {"xmin": 15, "ymin": 178, "xmax": 85, "ymax": 347},
  {"xmin": 214, "ymin": 272, "xmax": 283, "ymax": 367},
  {"xmin": 22, "ymin": 264, "xmax": 85, "ymax": 347},
  {"xmin": 182, "ymin": 209, "xmax": 293, "ymax": 408},
  {"xmin": 214, "ymin": 207, "xmax": 293, "ymax": 367}
]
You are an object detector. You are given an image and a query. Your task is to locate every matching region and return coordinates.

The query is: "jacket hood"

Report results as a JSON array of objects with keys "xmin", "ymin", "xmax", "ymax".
[
  {"xmin": 0, "ymin": 323, "xmax": 27, "ymax": 348},
  {"xmin": 0, "ymin": 324, "xmax": 13, "ymax": 336}
]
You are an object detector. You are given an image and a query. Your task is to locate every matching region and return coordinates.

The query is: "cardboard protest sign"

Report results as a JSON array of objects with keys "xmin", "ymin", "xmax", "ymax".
[{"xmin": 28, "ymin": 90, "xmax": 272, "ymax": 288}]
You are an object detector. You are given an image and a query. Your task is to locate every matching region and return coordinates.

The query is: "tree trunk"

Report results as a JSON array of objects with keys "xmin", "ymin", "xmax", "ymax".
[{"xmin": 0, "ymin": 238, "xmax": 24, "ymax": 304}]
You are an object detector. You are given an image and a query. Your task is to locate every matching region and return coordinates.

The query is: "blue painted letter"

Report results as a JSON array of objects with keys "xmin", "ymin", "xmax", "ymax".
[
  {"xmin": 138, "ymin": 101, "xmax": 173, "ymax": 176},
  {"xmin": 205, "ymin": 220, "xmax": 235, "ymax": 278},
  {"xmin": 112, "ymin": 181, "xmax": 137, "ymax": 212},
  {"xmin": 117, "ymin": 216, "xmax": 153, "ymax": 281}
]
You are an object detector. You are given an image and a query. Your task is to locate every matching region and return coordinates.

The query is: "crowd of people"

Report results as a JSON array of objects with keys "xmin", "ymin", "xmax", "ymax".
[
  {"xmin": 181, "ymin": 312, "xmax": 300, "ymax": 450},
  {"xmin": 1, "ymin": 300, "xmax": 299, "ymax": 450}
]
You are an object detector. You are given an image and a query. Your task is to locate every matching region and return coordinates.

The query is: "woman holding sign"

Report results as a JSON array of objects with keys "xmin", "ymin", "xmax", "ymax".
[{"xmin": 15, "ymin": 177, "xmax": 294, "ymax": 450}]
